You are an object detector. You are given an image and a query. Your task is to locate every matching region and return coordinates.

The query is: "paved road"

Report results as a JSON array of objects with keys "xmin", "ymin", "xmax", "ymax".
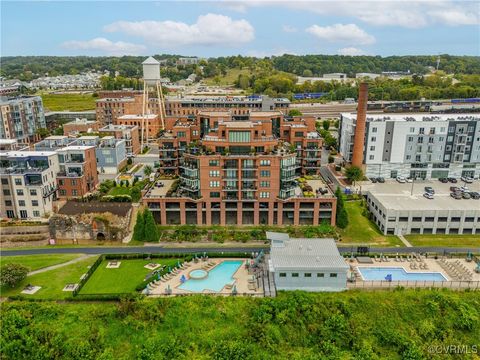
[{"xmin": 1, "ymin": 245, "xmax": 478, "ymax": 257}]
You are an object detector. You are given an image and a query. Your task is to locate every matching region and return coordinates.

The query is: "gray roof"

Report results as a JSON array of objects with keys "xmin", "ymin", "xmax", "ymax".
[
  {"xmin": 270, "ymin": 238, "xmax": 348, "ymax": 270},
  {"xmin": 143, "ymin": 56, "xmax": 160, "ymax": 65}
]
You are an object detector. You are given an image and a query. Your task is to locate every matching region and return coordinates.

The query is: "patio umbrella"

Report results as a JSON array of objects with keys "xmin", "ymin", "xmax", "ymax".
[
  {"xmin": 168, "ymin": 266, "xmax": 172, "ymax": 273},
  {"xmin": 180, "ymin": 275, "xmax": 186, "ymax": 283}
]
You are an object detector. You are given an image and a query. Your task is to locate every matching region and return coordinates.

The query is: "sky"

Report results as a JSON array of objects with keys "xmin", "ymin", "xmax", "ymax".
[{"xmin": 1, "ymin": 0, "xmax": 479, "ymax": 57}]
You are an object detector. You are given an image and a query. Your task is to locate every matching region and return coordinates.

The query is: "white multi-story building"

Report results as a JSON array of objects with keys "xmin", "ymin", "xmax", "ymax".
[
  {"xmin": 0, "ymin": 151, "xmax": 59, "ymax": 219},
  {"xmin": 339, "ymin": 113, "xmax": 480, "ymax": 179}
]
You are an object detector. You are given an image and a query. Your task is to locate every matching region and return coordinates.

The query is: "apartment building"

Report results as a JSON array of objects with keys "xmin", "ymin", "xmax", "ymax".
[
  {"xmin": 56, "ymin": 145, "xmax": 98, "ymax": 199},
  {"xmin": 143, "ymin": 111, "xmax": 335, "ymax": 226},
  {"xmin": 99, "ymin": 124, "xmax": 140, "ymax": 155},
  {"xmin": 0, "ymin": 151, "xmax": 59, "ymax": 219},
  {"xmin": 76, "ymin": 135, "xmax": 127, "ymax": 174},
  {"xmin": 0, "ymin": 96, "xmax": 46, "ymax": 144},
  {"xmin": 62, "ymin": 118, "xmax": 100, "ymax": 136},
  {"xmin": 115, "ymin": 114, "xmax": 160, "ymax": 141},
  {"xmin": 339, "ymin": 113, "xmax": 480, "ymax": 179}
]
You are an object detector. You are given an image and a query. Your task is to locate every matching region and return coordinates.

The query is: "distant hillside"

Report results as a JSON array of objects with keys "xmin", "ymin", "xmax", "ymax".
[{"xmin": 1, "ymin": 54, "xmax": 479, "ymax": 81}]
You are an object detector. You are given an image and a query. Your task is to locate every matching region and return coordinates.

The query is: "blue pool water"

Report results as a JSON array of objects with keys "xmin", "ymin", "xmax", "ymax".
[
  {"xmin": 178, "ymin": 260, "xmax": 243, "ymax": 292},
  {"xmin": 358, "ymin": 267, "xmax": 447, "ymax": 281}
]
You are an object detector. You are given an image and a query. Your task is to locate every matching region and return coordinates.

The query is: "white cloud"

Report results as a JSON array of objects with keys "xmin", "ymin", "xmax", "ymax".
[
  {"xmin": 223, "ymin": 1, "xmax": 479, "ymax": 28},
  {"xmin": 104, "ymin": 14, "xmax": 254, "ymax": 47},
  {"xmin": 306, "ymin": 23, "xmax": 376, "ymax": 45},
  {"xmin": 61, "ymin": 37, "xmax": 146, "ymax": 55},
  {"xmin": 337, "ymin": 47, "xmax": 367, "ymax": 56},
  {"xmin": 282, "ymin": 25, "xmax": 298, "ymax": 33}
]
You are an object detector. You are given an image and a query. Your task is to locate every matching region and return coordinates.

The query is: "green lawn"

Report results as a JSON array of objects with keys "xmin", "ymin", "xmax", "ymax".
[
  {"xmin": 0, "ymin": 256, "xmax": 98, "ymax": 299},
  {"xmin": 405, "ymin": 234, "xmax": 480, "ymax": 248},
  {"xmin": 338, "ymin": 201, "xmax": 404, "ymax": 247},
  {"xmin": 40, "ymin": 93, "xmax": 96, "ymax": 111},
  {"xmin": 107, "ymin": 187, "xmax": 132, "ymax": 196},
  {"xmin": 80, "ymin": 258, "xmax": 179, "ymax": 294},
  {"xmin": 0, "ymin": 254, "xmax": 83, "ymax": 271},
  {"xmin": 203, "ymin": 68, "xmax": 252, "ymax": 85}
]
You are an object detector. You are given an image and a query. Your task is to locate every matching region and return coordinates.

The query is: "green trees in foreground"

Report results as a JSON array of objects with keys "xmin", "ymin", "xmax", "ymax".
[
  {"xmin": 335, "ymin": 187, "xmax": 349, "ymax": 229},
  {"xmin": 0, "ymin": 263, "xmax": 29, "ymax": 288},
  {"xmin": 132, "ymin": 208, "xmax": 159, "ymax": 242},
  {"xmin": 345, "ymin": 165, "xmax": 364, "ymax": 186},
  {"xmin": 1, "ymin": 290, "xmax": 478, "ymax": 359}
]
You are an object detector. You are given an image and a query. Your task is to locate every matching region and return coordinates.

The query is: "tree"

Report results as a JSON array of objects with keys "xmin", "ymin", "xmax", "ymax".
[
  {"xmin": 143, "ymin": 165, "xmax": 153, "ymax": 177},
  {"xmin": 322, "ymin": 120, "xmax": 330, "ymax": 131},
  {"xmin": 36, "ymin": 128, "xmax": 50, "ymax": 139},
  {"xmin": 0, "ymin": 263, "xmax": 29, "ymax": 288},
  {"xmin": 288, "ymin": 109, "xmax": 302, "ymax": 116},
  {"xmin": 335, "ymin": 187, "xmax": 349, "ymax": 229},
  {"xmin": 143, "ymin": 208, "xmax": 160, "ymax": 242},
  {"xmin": 345, "ymin": 166, "xmax": 363, "ymax": 186},
  {"xmin": 132, "ymin": 210, "xmax": 144, "ymax": 241}
]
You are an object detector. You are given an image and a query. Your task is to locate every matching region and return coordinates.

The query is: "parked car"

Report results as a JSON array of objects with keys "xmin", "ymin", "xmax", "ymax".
[
  {"xmin": 470, "ymin": 191, "xmax": 480, "ymax": 200},
  {"xmin": 439, "ymin": 178, "xmax": 448, "ymax": 183},
  {"xmin": 371, "ymin": 177, "xmax": 378, "ymax": 183},
  {"xmin": 424, "ymin": 186, "xmax": 435, "ymax": 194},
  {"xmin": 462, "ymin": 192, "xmax": 471, "ymax": 199},
  {"xmin": 406, "ymin": 177, "xmax": 414, "ymax": 183},
  {"xmin": 450, "ymin": 192, "xmax": 462, "ymax": 199},
  {"xmin": 377, "ymin": 177, "xmax": 385, "ymax": 183},
  {"xmin": 396, "ymin": 176, "xmax": 406, "ymax": 183},
  {"xmin": 448, "ymin": 177, "xmax": 458, "ymax": 183},
  {"xmin": 423, "ymin": 192, "xmax": 434, "ymax": 199},
  {"xmin": 461, "ymin": 176, "xmax": 474, "ymax": 183},
  {"xmin": 450, "ymin": 186, "xmax": 460, "ymax": 192},
  {"xmin": 460, "ymin": 186, "xmax": 470, "ymax": 193}
]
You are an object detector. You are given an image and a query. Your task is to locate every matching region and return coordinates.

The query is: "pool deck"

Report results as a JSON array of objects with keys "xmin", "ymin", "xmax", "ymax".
[{"xmin": 148, "ymin": 258, "xmax": 264, "ymax": 296}]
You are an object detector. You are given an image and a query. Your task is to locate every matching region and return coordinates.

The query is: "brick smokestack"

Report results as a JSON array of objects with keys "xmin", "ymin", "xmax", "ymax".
[{"xmin": 351, "ymin": 83, "xmax": 368, "ymax": 167}]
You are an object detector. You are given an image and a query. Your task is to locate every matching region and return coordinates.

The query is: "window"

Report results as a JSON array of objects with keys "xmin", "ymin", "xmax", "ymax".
[
  {"xmin": 279, "ymin": 273, "xmax": 287, "ymax": 277},
  {"xmin": 371, "ymin": 127, "xmax": 377, "ymax": 133},
  {"xmin": 304, "ymin": 273, "xmax": 312, "ymax": 277},
  {"xmin": 20, "ymin": 210, "xmax": 28, "ymax": 219},
  {"xmin": 209, "ymin": 160, "xmax": 219, "ymax": 166},
  {"xmin": 3, "ymin": 189, "xmax": 11, "ymax": 196},
  {"xmin": 370, "ymin": 146, "xmax": 375, "ymax": 151},
  {"xmin": 260, "ymin": 192, "xmax": 270, "ymax": 198},
  {"xmin": 419, "ymin": 127, "xmax": 424, "ymax": 134},
  {"xmin": 192, "ymin": 130, "xmax": 198, "ymax": 136},
  {"xmin": 295, "ymin": 132, "xmax": 304, "ymax": 137},
  {"xmin": 32, "ymin": 200, "xmax": 38, "ymax": 207},
  {"xmin": 369, "ymin": 155, "xmax": 374, "ymax": 160},
  {"xmin": 15, "ymin": 178, "xmax": 22, "ymax": 185},
  {"xmin": 330, "ymin": 273, "xmax": 338, "ymax": 278},
  {"xmin": 209, "ymin": 170, "xmax": 220, "ymax": 177},
  {"xmin": 59, "ymin": 189, "xmax": 67, "ymax": 196},
  {"xmin": 260, "ymin": 181, "xmax": 270, "ymax": 187},
  {"xmin": 177, "ymin": 131, "xmax": 186, "ymax": 138},
  {"xmin": 6, "ymin": 210, "xmax": 14, "ymax": 218},
  {"xmin": 58, "ymin": 179, "xmax": 64, "ymax": 186},
  {"xmin": 30, "ymin": 189, "xmax": 37, "ymax": 196},
  {"xmin": 72, "ymin": 190, "xmax": 78, "ymax": 196},
  {"xmin": 260, "ymin": 160, "xmax": 271, "ymax": 166},
  {"xmin": 1, "ymin": 178, "xmax": 8, "ymax": 185},
  {"xmin": 371, "ymin": 136, "xmax": 376, "ymax": 142},
  {"xmin": 407, "ymin": 136, "xmax": 414, "ymax": 142},
  {"xmin": 410, "ymin": 127, "xmax": 415, "ymax": 133},
  {"xmin": 317, "ymin": 273, "xmax": 325, "ymax": 278},
  {"xmin": 18, "ymin": 200, "xmax": 26, "ymax": 207},
  {"xmin": 292, "ymin": 273, "xmax": 299, "ymax": 277},
  {"xmin": 33, "ymin": 211, "xmax": 40, "ymax": 217},
  {"xmin": 209, "ymin": 181, "xmax": 220, "ymax": 188},
  {"xmin": 229, "ymin": 131, "xmax": 251, "ymax": 142},
  {"xmin": 16, "ymin": 189, "xmax": 24, "ymax": 196},
  {"xmin": 260, "ymin": 170, "xmax": 270, "ymax": 177},
  {"xmin": 210, "ymin": 192, "xmax": 220, "ymax": 198},
  {"xmin": 5, "ymin": 200, "xmax": 12, "ymax": 206},
  {"xmin": 71, "ymin": 179, "xmax": 77, "ymax": 186}
]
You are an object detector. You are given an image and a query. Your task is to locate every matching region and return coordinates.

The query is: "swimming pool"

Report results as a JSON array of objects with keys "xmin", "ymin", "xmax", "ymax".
[
  {"xmin": 178, "ymin": 260, "xmax": 243, "ymax": 292},
  {"xmin": 358, "ymin": 267, "xmax": 447, "ymax": 282}
]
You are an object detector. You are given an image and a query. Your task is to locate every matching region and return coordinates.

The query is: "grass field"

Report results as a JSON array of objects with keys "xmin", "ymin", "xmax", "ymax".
[
  {"xmin": 2, "ymin": 290, "xmax": 479, "ymax": 359},
  {"xmin": 203, "ymin": 68, "xmax": 252, "ymax": 85},
  {"xmin": 40, "ymin": 93, "xmax": 96, "ymax": 111},
  {"xmin": 80, "ymin": 258, "xmax": 179, "ymax": 294},
  {"xmin": 0, "ymin": 254, "xmax": 83, "ymax": 271},
  {"xmin": 338, "ymin": 201, "xmax": 403, "ymax": 247},
  {"xmin": 107, "ymin": 187, "xmax": 132, "ymax": 196},
  {"xmin": 405, "ymin": 234, "xmax": 480, "ymax": 248},
  {"xmin": 0, "ymin": 256, "xmax": 98, "ymax": 299}
]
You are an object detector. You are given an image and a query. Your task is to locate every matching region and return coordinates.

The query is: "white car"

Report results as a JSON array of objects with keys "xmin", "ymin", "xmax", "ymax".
[
  {"xmin": 423, "ymin": 192, "xmax": 434, "ymax": 199},
  {"xmin": 461, "ymin": 176, "xmax": 474, "ymax": 183},
  {"xmin": 460, "ymin": 186, "xmax": 470, "ymax": 193},
  {"xmin": 396, "ymin": 176, "xmax": 406, "ymax": 183},
  {"xmin": 406, "ymin": 177, "xmax": 413, "ymax": 183}
]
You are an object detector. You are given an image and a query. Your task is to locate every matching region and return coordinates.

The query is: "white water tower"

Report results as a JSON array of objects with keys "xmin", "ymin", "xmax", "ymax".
[{"xmin": 140, "ymin": 56, "xmax": 166, "ymax": 150}]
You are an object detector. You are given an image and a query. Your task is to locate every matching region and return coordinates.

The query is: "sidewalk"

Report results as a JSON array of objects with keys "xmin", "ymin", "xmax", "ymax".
[
  {"xmin": 398, "ymin": 234, "xmax": 413, "ymax": 248},
  {"xmin": 27, "ymin": 254, "xmax": 95, "ymax": 276}
]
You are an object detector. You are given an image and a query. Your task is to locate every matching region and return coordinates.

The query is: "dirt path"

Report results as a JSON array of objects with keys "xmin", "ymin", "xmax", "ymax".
[{"xmin": 27, "ymin": 254, "xmax": 96, "ymax": 276}]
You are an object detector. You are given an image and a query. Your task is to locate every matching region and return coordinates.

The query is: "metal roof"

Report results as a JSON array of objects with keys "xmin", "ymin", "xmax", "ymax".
[
  {"xmin": 270, "ymin": 238, "xmax": 349, "ymax": 270},
  {"xmin": 142, "ymin": 56, "xmax": 160, "ymax": 65}
]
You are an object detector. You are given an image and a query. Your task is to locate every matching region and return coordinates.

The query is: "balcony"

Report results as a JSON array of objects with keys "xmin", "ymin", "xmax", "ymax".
[{"xmin": 223, "ymin": 194, "xmax": 239, "ymax": 201}]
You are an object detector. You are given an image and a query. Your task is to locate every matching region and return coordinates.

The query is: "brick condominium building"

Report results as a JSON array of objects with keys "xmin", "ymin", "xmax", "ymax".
[{"xmin": 143, "ymin": 111, "xmax": 336, "ymax": 226}]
